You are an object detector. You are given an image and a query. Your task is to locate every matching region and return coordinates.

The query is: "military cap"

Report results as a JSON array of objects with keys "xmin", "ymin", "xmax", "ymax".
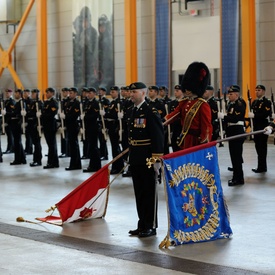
[
  {"xmin": 88, "ymin": 87, "xmax": 97, "ymax": 93},
  {"xmin": 62, "ymin": 87, "xmax": 70, "ymax": 92},
  {"xmin": 120, "ymin": 86, "xmax": 127, "ymax": 90},
  {"xmin": 174, "ymin": 84, "xmax": 182, "ymax": 90},
  {"xmin": 98, "ymin": 86, "xmax": 107, "ymax": 92},
  {"xmin": 110, "ymin": 85, "xmax": 120, "ymax": 91},
  {"xmin": 181, "ymin": 61, "xmax": 210, "ymax": 97},
  {"xmin": 98, "ymin": 14, "xmax": 108, "ymax": 26},
  {"xmin": 256, "ymin": 84, "xmax": 265, "ymax": 90},
  {"xmin": 81, "ymin": 87, "xmax": 89, "ymax": 92},
  {"xmin": 129, "ymin": 82, "xmax": 147, "ymax": 90},
  {"xmin": 206, "ymin": 85, "xmax": 214, "ymax": 90},
  {"xmin": 148, "ymin": 85, "xmax": 159, "ymax": 91},
  {"xmin": 31, "ymin": 88, "xmax": 40, "ymax": 93},
  {"xmin": 125, "ymin": 86, "xmax": 130, "ymax": 90},
  {"xmin": 159, "ymin": 85, "xmax": 168, "ymax": 91},
  {"xmin": 5, "ymin": 88, "xmax": 13, "ymax": 93},
  {"xmin": 23, "ymin": 89, "xmax": 31, "ymax": 93},
  {"xmin": 15, "ymin": 89, "xmax": 23, "ymax": 94},
  {"xmin": 228, "ymin": 85, "xmax": 240, "ymax": 93},
  {"xmin": 46, "ymin": 87, "xmax": 56, "ymax": 93},
  {"xmin": 69, "ymin": 87, "xmax": 78, "ymax": 92}
]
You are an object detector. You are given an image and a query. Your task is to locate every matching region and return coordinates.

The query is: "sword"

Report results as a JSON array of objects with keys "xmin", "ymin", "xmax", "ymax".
[
  {"xmin": 36, "ymin": 99, "xmax": 42, "ymax": 138},
  {"xmin": 117, "ymin": 94, "xmax": 122, "ymax": 142},
  {"xmin": 164, "ymin": 103, "xmax": 171, "ymax": 145},
  {"xmin": 58, "ymin": 92, "xmax": 65, "ymax": 139},
  {"xmin": 217, "ymin": 89, "xmax": 224, "ymax": 145},
  {"xmin": 20, "ymin": 95, "xmax": 26, "ymax": 134},
  {"xmin": 0, "ymin": 92, "xmax": 5, "ymax": 135},
  {"xmin": 99, "ymin": 95, "xmax": 107, "ymax": 141},
  {"xmin": 79, "ymin": 99, "xmax": 85, "ymax": 141},
  {"xmin": 247, "ymin": 86, "xmax": 254, "ymax": 139}
]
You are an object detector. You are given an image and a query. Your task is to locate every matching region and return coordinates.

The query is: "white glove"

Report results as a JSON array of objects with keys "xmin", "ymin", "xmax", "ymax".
[
  {"xmin": 248, "ymin": 112, "xmax": 255, "ymax": 118},
  {"xmin": 21, "ymin": 110, "xmax": 27, "ymax": 116},
  {"xmin": 60, "ymin": 112, "xmax": 65, "ymax": 119},
  {"xmin": 272, "ymin": 113, "xmax": 275, "ymax": 119},
  {"xmin": 264, "ymin": 126, "xmax": 273, "ymax": 135},
  {"xmin": 80, "ymin": 114, "xmax": 85, "ymax": 120},
  {"xmin": 217, "ymin": 112, "xmax": 224, "ymax": 120},
  {"xmin": 99, "ymin": 110, "xmax": 105, "ymax": 116},
  {"xmin": 117, "ymin": 112, "xmax": 124, "ymax": 119},
  {"xmin": 1, "ymin": 109, "xmax": 6, "ymax": 116},
  {"xmin": 36, "ymin": 111, "xmax": 41, "ymax": 118},
  {"xmin": 153, "ymin": 161, "xmax": 161, "ymax": 175}
]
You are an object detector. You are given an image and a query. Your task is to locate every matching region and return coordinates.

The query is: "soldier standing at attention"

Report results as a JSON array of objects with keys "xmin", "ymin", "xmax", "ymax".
[
  {"xmin": 23, "ymin": 89, "xmax": 33, "ymax": 155},
  {"xmin": 82, "ymin": 87, "xmax": 101, "ymax": 172},
  {"xmin": 63, "ymin": 87, "xmax": 82, "ymax": 171},
  {"xmin": 203, "ymin": 85, "xmax": 219, "ymax": 141},
  {"xmin": 9, "ymin": 89, "xmax": 27, "ymax": 165},
  {"xmin": 249, "ymin": 85, "xmax": 272, "ymax": 173},
  {"xmin": 42, "ymin": 87, "xmax": 59, "ymax": 169}
]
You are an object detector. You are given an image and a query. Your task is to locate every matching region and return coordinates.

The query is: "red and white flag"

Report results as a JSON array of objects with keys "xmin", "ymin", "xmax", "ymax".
[{"xmin": 36, "ymin": 164, "xmax": 110, "ymax": 225}]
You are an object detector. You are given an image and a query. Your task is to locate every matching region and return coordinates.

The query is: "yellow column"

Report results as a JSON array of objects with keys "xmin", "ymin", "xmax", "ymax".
[
  {"xmin": 124, "ymin": 0, "xmax": 137, "ymax": 84},
  {"xmin": 36, "ymin": 0, "xmax": 48, "ymax": 99},
  {"xmin": 241, "ymin": 0, "xmax": 256, "ymax": 100}
]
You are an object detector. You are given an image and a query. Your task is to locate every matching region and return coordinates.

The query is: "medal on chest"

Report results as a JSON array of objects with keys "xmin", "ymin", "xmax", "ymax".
[{"xmin": 134, "ymin": 118, "xmax": 146, "ymax": 128}]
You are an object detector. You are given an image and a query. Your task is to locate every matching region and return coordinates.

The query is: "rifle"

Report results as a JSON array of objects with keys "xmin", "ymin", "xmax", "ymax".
[
  {"xmin": 20, "ymin": 92, "xmax": 26, "ymax": 134},
  {"xmin": 0, "ymin": 92, "xmax": 5, "ymax": 135},
  {"xmin": 99, "ymin": 95, "xmax": 107, "ymax": 141},
  {"xmin": 164, "ymin": 103, "xmax": 171, "ymax": 145},
  {"xmin": 271, "ymin": 88, "xmax": 275, "ymax": 145},
  {"xmin": 217, "ymin": 89, "xmax": 224, "ymax": 144},
  {"xmin": 79, "ymin": 96, "xmax": 85, "ymax": 141},
  {"xmin": 58, "ymin": 92, "xmax": 65, "ymax": 139},
  {"xmin": 247, "ymin": 86, "xmax": 254, "ymax": 139},
  {"xmin": 36, "ymin": 93, "xmax": 42, "ymax": 138},
  {"xmin": 117, "ymin": 93, "xmax": 122, "ymax": 142}
]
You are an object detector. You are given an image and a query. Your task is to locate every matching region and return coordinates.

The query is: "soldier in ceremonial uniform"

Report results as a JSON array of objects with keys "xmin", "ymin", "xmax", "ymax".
[
  {"xmin": 98, "ymin": 87, "xmax": 109, "ymax": 160},
  {"xmin": 222, "ymin": 85, "xmax": 246, "ymax": 186},
  {"xmin": 63, "ymin": 87, "xmax": 82, "ymax": 170},
  {"xmin": 82, "ymin": 87, "xmax": 101, "ymax": 172},
  {"xmin": 103, "ymin": 86, "xmax": 124, "ymax": 174},
  {"xmin": 249, "ymin": 85, "xmax": 272, "ymax": 173},
  {"xmin": 42, "ymin": 87, "xmax": 59, "ymax": 169},
  {"xmin": 169, "ymin": 84, "xmax": 185, "ymax": 152},
  {"xmin": 128, "ymin": 82, "xmax": 164, "ymax": 238},
  {"xmin": 23, "ymin": 89, "xmax": 33, "ymax": 154},
  {"xmin": 80, "ymin": 87, "xmax": 89, "ymax": 159},
  {"xmin": 165, "ymin": 62, "xmax": 212, "ymax": 149},
  {"xmin": 9, "ymin": 89, "xmax": 27, "ymax": 165},
  {"xmin": 3, "ymin": 89, "xmax": 15, "ymax": 154},
  {"xmin": 203, "ymin": 85, "xmax": 219, "ymax": 141},
  {"xmin": 159, "ymin": 85, "xmax": 171, "ymax": 105},
  {"xmin": 27, "ymin": 89, "xmax": 43, "ymax": 167}
]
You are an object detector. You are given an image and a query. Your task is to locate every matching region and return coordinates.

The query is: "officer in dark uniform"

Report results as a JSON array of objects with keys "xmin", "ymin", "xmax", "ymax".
[
  {"xmin": 27, "ymin": 89, "xmax": 43, "ymax": 167},
  {"xmin": 169, "ymin": 84, "xmax": 185, "ymax": 152},
  {"xmin": 9, "ymin": 89, "xmax": 27, "ymax": 165},
  {"xmin": 80, "ymin": 87, "xmax": 89, "ymax": 159},
  {"xmin": 23, "ymin": 89, "xmax": 33, "ymax": 154},
  {"xmin": 98, "ymin": 87, "xmax": 109, "ymax": 160},
  {"xmin": 203, "ymin": 85, "xmax": 219, "ymax": 141},
  {"xmin": 121, "ymin": 85, "xmax": 134, "ymax": 177},
  {"xmin": 159, "ymin": 85, "xmax": 171, "ymax": 105},
  {"xmin": 83, "ymin": 87, "xmax": 101, "ymax": 172},
  {"xmin": 249, "ymin": 84, "xmax": 272, "ymax": 173},
  {"xmin": 42, "ymin": 87, "xmax": 59, "ymax": 169},
  {"xmin": 104, "ymin": 85, "xmax": 124, "ymax": 174},
  {"xmin": 128, "ymin": 82, "xmax": 164, "ymax": 238},
  {"xmin": 3, "ymin": 89, "xmax": 15, "ymax": 154},
  {"xmin": 58, "ymin": 87, "xmax": 70, "ymax": 158},
  {"xmin": 63, "ymin": 87, "xmax": 82, "ymax": 170},
  {"xmin": 223, "ymin": 85, "xmax": 246, "ymax": 186}
]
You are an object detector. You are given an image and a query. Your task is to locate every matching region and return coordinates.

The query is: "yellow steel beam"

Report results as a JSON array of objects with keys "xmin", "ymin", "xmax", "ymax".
[
  {"xmin": 241, "ymin": 0, "xmax": 256, "ymax": 100},
  {"xmin": 125, "ymin": 0, "xmax": 137, "ymax": 84},
  {"xmin": 36, "ymin": 0, "xmax": 48, "ymax": 99}
]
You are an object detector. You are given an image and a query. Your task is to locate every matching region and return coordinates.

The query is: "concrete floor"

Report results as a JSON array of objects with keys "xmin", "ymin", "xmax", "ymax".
[{"xmin": 0, "ymin": 134, "xmax": 275, "ymax": 275}]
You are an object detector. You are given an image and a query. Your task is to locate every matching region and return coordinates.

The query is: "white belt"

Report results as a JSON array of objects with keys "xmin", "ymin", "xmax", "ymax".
[{"xmin": 227, "ymin": 121, "xmax": 244, "ymax": 126}]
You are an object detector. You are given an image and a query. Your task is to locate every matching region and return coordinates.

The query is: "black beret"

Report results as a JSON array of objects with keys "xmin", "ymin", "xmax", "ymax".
[
  {"xmin": 120, "ymin": 86, "xmax": 127, "ymax": 90},
  {"xmin": 206, "ymin": 85, "xmax": 214, "ymax": 90},
  {"xmin": 228, "ymin": 85, "xmax": 240, "ymax": 93},
  {"xmin": 31, "ymin": 88, "xmax": 40, "ymax": 93},
  {"xmin": 88, "ymin": 87, "xmax": 97, "ymax": 93},
  {"xmin": 129, "ymin": 82, "xmax": 147, "ymax": 90},
  {"xmin": 110, "ymin": 86, "xmax": 120, "ymax": 91},
  {"xmin": 159, "ymin": 85, "xmax": 168, "ymax": 91},
  {"xmin": 5, "ymin": 88, "xmax": 13, "ymax": 93},
  {"xmin": 98, "ymin": 86, "xmax": 107, "ymax": 92},
  {"xmin": 15, "ymin": 89, "xmax": 23, "ymax": 94},
  {"xmin": 148, "ymin": 85, "xmax": 159, "ymax": 91},
  {"xmin": 23, "ymin": 89, "xmax": 31, "ymax": 92},
  {"xmin": 62, "ymin": 87, "xmax": 69, "ymax": 92},
  {"xmin": 69, "ymin": 87, "xmax": 78, "ymax": 92},
  {"xmin": 174, "ymin": 84, "xmax": 182, "ymax": 90},
  {"xmin": 256, "ymin": 84, "xmax": 265, "ymax": 90},
  {"xmin": 46, "ymin": 87, "xmax": 56, "ymax": 93}
]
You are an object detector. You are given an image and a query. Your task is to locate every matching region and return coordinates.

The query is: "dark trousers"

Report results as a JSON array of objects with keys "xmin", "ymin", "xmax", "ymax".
[
  {"xmin": 44, "ymin": 129, "xmax": 59, "ymax": 166},
  {"xmin": 60, "ymin": 130, "xmax": 69, "ymax": 156},
  {"xmin": 24, "ymin": 126, "xmax": 33, "ymax": 154},
  {"xmin": 98, "ymin": 123, "xmax": 108, "ymax": 159},
  {"xmin": 10, "ymin": 121, "xmax": 26, "ymax": 163},
  {"xmin": 67, "ymin": 127, "xmax": 81, "ymax": 169},
  {"xmin": 5, "ymin": 124, "xmax": 14, "ymax": 152},
  {"xmin": 229, "ymin": 139, "xmax": 244, "ymax": 181},
  {"xmin": 254, "ymin": 133, "xmax": 268, "ymax": 170},
  {"xmin": 28, "ymin": 122, "xmax": 42, "ymax": 164},
  {"xmin": 87, "ymin": 129, "xmax": 101, "ymax": 170},
  {"xmin": 131, "ymin": 165, "xmax": 158, "ymax": 230}
]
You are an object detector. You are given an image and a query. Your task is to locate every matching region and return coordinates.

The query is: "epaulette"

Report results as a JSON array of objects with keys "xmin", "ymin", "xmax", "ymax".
[{"xmin": 198, "ymin": 98, "xmax": 207, "ymax": 103}]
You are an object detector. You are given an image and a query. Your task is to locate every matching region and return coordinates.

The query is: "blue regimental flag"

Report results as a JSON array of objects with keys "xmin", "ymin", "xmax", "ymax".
[{"xmin": 159, "ymin": 141, "xmax": 232, "ymax": 248}]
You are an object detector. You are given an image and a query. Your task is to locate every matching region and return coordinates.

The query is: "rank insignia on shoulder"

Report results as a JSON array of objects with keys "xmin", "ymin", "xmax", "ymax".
[
  {"xmin": 134, "ymin": 118, "xmax": 146, "ymax": 128},
  {"xmin": 51, "ymin": 107, "xmax": 57, "ymax": 111}
]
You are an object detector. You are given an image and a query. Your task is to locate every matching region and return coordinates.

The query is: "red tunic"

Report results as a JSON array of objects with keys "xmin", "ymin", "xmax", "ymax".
[{"xmin": 165, "ymin": 98, "xmax": 212, "ymax": 149}]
